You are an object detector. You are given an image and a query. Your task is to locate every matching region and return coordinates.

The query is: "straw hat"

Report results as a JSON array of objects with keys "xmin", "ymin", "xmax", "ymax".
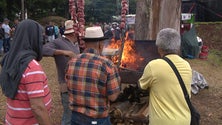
[
  {"xmin": 64, "ymin": 20, "xmax": 75, "ymax": 34},
  {"xmin": 82, "ymin": 26, "xmax": 108, "ymax": 41}
]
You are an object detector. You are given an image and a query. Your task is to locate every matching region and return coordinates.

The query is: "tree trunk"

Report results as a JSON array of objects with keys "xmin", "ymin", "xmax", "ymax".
[
  {"xmin": 135, "ymin": 0, "xmax": 181, "ymax": 40},
  {"xmin": 21, "ymin": 0, "xmax": 25, "ymax": 20},
  {"xmin": 135, "ymin": 0, "xmax": 150, "ymax": 40}
]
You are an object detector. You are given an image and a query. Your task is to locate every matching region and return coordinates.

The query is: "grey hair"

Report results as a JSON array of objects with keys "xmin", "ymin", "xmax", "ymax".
[{"xmin": 156, "ymin": 28, "xmax": 181, "ymax": 54}]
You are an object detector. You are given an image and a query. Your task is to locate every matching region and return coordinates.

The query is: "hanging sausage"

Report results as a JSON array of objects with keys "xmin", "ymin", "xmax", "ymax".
[
  {"xmin": 69, "ymin": 0, "xmax": 85, "ymax": 38},
  {"xmin": 120, "ymin": 0, "xmax": 128, "ymax": 30}
]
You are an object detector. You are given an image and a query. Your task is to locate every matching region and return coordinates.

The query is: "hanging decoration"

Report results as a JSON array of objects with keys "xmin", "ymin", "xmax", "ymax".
[
  {"xmin": 76, "ymin": 0, "xmax": 85, "ymax": 37},
  {"xmin": 69, "ymin": 0, "xmax": 85, "ymax": 38},
  {"xmin": 120, "ymin": 0, "xmax": 129, "ymax": 30},
  {"xmin": 117, "ymin": 0, "xmax": 129, "ymax": 68}
]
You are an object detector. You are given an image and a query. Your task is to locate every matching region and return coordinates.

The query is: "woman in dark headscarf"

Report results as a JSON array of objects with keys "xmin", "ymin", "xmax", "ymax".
[
  {"xmin": 0, "ymin": 19, "xmax": 43, "ymax": 98},
  {"xmin": 0, "ymin": 19, "xmax": 52, "ymax": 125}
]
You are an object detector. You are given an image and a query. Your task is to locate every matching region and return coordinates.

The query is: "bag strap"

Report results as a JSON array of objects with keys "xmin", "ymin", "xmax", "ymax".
[{"xmin": 162, "ymin": 56, "xmax": 193, "ymax": 113}]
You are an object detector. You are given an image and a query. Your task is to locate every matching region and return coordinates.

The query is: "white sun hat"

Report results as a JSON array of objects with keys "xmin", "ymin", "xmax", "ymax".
[
  {"xmin": 82, "ymin": 26, "xmax": 108, "ymax": 41},
  {"xmin": 64, "ymin": 20, "xmax": 75, "ymax": 34}
]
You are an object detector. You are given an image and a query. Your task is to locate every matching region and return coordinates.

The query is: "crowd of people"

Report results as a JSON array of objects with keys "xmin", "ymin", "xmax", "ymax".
[
  {"xmin": 0, "ymin": 18, "xmax": 66, "ymax": 55},
  {"xmin": 0, "ymin": 18, "xmax": 193, "ymax": 125},
  {"xmin": 0, "ymin": 17, "xmax": 135, "ymax": 56},
  {"xmin": 0, "ymin": 18, "xmax": 20, "ymax": 55},
  {"xmin": 44, "ymin": 21, "xmax": 64, "ymax": 43}
]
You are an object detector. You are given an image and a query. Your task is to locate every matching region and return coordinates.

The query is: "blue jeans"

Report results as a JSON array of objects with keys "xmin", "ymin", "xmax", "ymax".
[
  {"xmin": 71, "ymin": 111, "xmax": 111, "ymax": 125},
  {"xmin": 3, "ymin": 38, "xmax": 10, "ymax": 53},
  {"xmin": 61, "ymin": 92, "xmax": 72, "ymax": 125},
  {"xmin": 0, "ymin": 39, "xmax": 3, "ymax": 52}
]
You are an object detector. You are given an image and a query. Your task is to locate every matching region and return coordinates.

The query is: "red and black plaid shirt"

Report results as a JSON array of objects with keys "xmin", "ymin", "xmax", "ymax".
[{"xmin": 66, "ymin": 53, "xmax": 121, "ymax": 118}]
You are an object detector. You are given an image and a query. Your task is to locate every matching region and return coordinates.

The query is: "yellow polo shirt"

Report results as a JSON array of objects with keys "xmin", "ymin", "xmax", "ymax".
[{"xmin": 139, "ymin": 54, "xmax": 192, "ymax": 125}]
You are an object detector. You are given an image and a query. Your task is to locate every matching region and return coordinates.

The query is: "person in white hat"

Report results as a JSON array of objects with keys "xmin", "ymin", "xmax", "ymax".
[
  {"xmin": 65, "ymin": 26, "xmax": 121, "ymax": 125},
  {"xmin": 43, "ymin": 20, "xmax": 80, "ymax": 125},
  {"xmin": 81, "ymin": 26, "xmax": 108, "ymax": 54}
]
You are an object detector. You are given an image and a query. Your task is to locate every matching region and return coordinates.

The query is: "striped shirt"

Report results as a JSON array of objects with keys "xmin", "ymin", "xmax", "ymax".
[
  {"xmin": 5, "ymin": 60, "xmax": 52, "ymax": 125},
  {"xmin": 66, "ymin": 53, "xmax": 121, "ymax": 118}
]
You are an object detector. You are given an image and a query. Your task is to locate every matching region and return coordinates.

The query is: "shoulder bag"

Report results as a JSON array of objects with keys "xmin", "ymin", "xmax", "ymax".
[{"xmin": 163, "ymin": 57, "xmax": 200, "ymax": 125}]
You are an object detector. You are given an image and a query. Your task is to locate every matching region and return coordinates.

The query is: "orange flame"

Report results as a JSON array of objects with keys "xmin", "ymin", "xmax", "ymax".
[{"xmin": 106, "ymin": 35, "xmax": 144, "ymax": 70}]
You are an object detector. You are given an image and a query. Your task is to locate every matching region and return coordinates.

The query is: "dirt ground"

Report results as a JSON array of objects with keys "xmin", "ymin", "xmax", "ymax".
[
  {"xmin": 195, "ymin": 22, "xmax": 222, "ymax": 50},
  {"xmin": 0, "ymin": 23, "xmax": 222, "ymax": 125}
]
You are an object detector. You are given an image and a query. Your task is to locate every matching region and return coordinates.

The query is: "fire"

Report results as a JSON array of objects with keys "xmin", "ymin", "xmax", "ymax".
[{"xmin": 105, "ymin": 35, "xmax": 144, "ymax": 70}]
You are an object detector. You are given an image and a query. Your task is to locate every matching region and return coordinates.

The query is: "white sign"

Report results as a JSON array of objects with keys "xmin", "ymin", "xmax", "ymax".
[
  {"xmin": 126, "ymin": 14, "xmax": 136, "ymax": 24},
  {"xmin": 181, "ymin": 13, "xmax": 192, "ymax": 21}
]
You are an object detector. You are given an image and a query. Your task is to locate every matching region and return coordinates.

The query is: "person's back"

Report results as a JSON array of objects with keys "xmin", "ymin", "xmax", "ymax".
[
  {"xmin": 104, "ymin": 29, "xmax": 113, "ymax": 39},
  {"xmin": 54, "ymin": 25, "xmax": 59, "ymax": 39},
  {"xmin": 66, "ymin": 26, "xmax": 121, "ymax": 125},
  {"xmin": 66, "ymin": 52, "xmax": 120, "ymax": 118},
  {"xmin": 43, "ymin": 36, "xmax": 80, "ymax": 83},
  {"xmin": 139, "ymin": 28, "xmax": 192, "ymax": 125},
  {"xmin": 45, "ymin": 22, "xmax": 55, "ymax": 42},
  {"xmin": 6, "ymin": 59, "xmax": 52, "ymax": 125},
  {"xmin": 43, "ymin": 20, "xmax": 79, "ymax": 125},
  {"xmin": 45, "ymin": 25, "xmax": 54, "ymax": 36},
  {"xmin": 113, "ymin": 28, "xmax": 121, "ymax": 41},
  {"xmin": 59, "ymin": 25, "xmax": 65, "ymax": 36},
  {"xmin": 141, "ymin": 55, "xmax": 191, "ymax": 125},
  {"xmin": 59, "ymin": 21, "xmax": 65, "ymax": 36},
  {"xmin": 104, "ymin": 25, "xmax": 113, "ymax": 39},
  {"xmin": 0, "ymin": 19, "xmax": 52, "ymax": 125}
]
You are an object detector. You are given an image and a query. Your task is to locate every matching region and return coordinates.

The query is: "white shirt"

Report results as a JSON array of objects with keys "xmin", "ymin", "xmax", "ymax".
[{"xmin": 2, "ymin": 23, "xmax": 11, "ymax": 38}]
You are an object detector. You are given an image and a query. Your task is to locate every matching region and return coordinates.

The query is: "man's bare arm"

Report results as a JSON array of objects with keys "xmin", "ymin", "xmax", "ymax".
[
  {"xmin": 30, "ymin": 97, "xmax": 52, "ymax": 125},
  {"xmin": 54, "ymin": 50, "xmax": 76, "ymax": 58},
  {"xmin": 108, "ymin": 91, "xmax": 120, "ymax": 102}
]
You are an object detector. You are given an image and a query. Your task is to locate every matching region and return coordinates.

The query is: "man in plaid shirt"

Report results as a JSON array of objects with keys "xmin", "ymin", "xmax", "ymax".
[{"xmin": 65, "ymin": 26, "xmax": 121, "ymax": 125}]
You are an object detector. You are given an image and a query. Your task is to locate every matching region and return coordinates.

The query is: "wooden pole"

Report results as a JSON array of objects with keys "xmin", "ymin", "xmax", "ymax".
[{"xmin": 21, "ymin": 0, "xmax": 25, "ymax": 20}]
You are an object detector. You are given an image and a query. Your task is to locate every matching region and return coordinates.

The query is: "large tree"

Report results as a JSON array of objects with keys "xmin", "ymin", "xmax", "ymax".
[{"xmin": 135, "ymin": 0, "xmax": 181, "ymax": 40}]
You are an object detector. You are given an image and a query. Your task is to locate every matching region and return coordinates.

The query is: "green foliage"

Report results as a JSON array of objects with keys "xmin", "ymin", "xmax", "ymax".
[
  {"xmin": 0, "ymin": 0, "xmax": 20, "ymax": 20},
  {"xmin": 25, "ymin": 0, "xmax": 69, "ymax": 20},
  {"xmin": 0, "ymin": 0, "xmax": 7, "ymax": 20},
  {"xmin": 129, "ymin": 0, "xmax": 136, "ymax": 14},
  {"xmin": 85, "ymin": 0, "xmax": 117, "ymax": 23},
  {"xmin": 0, "ymin": 0, "xmax": 136, "ymax": 23},
  {"xmin": 85, "ymin": 0, "xmax": 136, "ymax": 23}
]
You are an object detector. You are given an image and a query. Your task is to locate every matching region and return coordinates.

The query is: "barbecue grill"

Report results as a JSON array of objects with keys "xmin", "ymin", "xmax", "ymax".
[{"xmin": 106, "ymin": 40, "xmax": 160, "ymax": 125}]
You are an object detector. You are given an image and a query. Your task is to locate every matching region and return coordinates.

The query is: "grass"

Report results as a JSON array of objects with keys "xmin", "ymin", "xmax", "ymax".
[
  {"xmin": 195, "ymin": 22, "xmax": 222, "ymax": 25},
  {"xmin": 207, "ymin": 49, "xmax": 222, "ymax": 67}
]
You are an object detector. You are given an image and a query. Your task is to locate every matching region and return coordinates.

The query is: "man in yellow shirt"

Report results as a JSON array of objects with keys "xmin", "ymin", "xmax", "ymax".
[{"xmin": 139, "ymin": 28, "xmax": 192, "ymax": 125}]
